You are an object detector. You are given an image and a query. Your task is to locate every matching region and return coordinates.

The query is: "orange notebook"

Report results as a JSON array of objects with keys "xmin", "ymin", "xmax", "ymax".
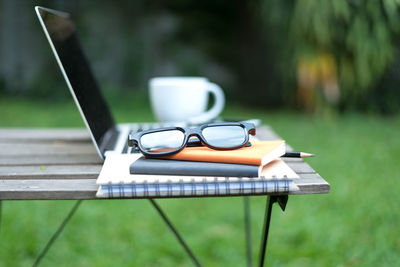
[{"xmin": 162, "ymin": 140, "xmax": 285, "ymax": 166}]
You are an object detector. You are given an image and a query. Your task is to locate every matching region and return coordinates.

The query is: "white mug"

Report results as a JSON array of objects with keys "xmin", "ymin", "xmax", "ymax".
[{"xmin": 149, "ymin": 77, "xmax": 225, "ymax": 124}]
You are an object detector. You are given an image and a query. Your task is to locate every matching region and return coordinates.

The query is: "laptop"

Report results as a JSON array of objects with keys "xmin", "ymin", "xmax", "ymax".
[{"xmin": 35, "ymin": 6, "xmax": 184, "ymax": 159}]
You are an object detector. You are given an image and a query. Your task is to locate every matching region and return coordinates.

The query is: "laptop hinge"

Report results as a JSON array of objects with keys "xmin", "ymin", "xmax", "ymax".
[{"xmin": 99, "ymin": 127, "xmax": 119, "ymax": 156}]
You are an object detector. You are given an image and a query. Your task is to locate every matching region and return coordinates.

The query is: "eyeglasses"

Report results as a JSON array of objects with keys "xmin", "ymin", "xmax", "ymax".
[{"xmin": 128, "ymin": 122, "xmax": 256, "ymax": 157}]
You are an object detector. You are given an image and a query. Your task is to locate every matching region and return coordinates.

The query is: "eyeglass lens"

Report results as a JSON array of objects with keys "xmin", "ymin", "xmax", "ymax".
[
  {"xmin": 140, "ymin": 130, "xmax": 185, "ymax": 153},
  {"xmin": 201, "ymin": 125, "xmax": 246, "ymax": 148}
]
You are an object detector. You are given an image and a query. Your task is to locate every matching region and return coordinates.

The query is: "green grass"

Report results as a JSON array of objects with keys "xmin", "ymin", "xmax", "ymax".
[{"xmin": 1, "ymin": 94, "xmax": 400, "ymax": 266}]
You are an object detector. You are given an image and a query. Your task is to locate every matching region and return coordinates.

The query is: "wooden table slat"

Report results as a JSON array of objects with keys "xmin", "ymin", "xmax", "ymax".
[
  {"xmin": 0, "ymin": 179, "xmax": 98, "ymax": 200},
  {"xmin": 0, "ymin": 128, "xmax": 90, "ymax": 142},
  {"xmin": 0, "ymin": 165, "xmax": 102, "ymax": 179},
  {"xmin": 285, "ymin": 161, "xmax": 315, "ymax": 174},
  {"xmin": 0, "ymin": 143, "xmax": 98, "ymax": 156},
  {"xmin": 0, "ymin": 154, "xmax": 102, "ymax": 166},
  {"xmin": 293, "ymin": 173, "xmax": 330, "ymax": 194}
]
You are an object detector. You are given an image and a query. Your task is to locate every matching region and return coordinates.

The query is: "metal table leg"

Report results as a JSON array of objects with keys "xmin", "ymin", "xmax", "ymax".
[
  {"xmin": 150, "ymin": 199, "xmax": 201, "ymax": 267},
  {"xmin": 0, "ymin": 201, "xmax": 2, "ymax": 233},
  {"xmin": 258, "ymin": 195, "xmax": 288, "ymax": 267},
  {"xmin": 244, "ymin": 197, "xmax": 253, "ymax": 267},
  {"xmin": 32, "ymin": 199, "xmax": 201, "ymax": 267},
  {"xmin": 33, "ymin": 200, "xmax": 83, "ymax": 266}
]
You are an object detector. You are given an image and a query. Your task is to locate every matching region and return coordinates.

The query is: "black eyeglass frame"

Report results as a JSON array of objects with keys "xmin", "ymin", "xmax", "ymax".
[{"xmin": 128, "ymin": 122, "xmax": 256, "ymax": 157}]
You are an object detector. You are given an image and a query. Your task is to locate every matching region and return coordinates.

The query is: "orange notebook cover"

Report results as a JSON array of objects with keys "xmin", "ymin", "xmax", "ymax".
[{"xmin": 162, "ymin": 140, "xmax": 285, "ymax": 166}]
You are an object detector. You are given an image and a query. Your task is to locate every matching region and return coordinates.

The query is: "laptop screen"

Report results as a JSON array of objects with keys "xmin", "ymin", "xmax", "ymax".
[{"xmin": 36, "ymin": 7, "xmax": 116, "ymax": 155}]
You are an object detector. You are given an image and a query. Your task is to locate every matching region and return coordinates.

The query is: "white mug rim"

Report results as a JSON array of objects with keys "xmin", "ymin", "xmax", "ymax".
[{"xmin": 149, "ymin": 76, "xmax": 208, "ymax": 87}]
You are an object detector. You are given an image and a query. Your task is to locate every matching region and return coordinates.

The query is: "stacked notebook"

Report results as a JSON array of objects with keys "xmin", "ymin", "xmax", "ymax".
[{"xmin": 96, "ymin": 140, "xmax": 300, "ymax": 198}]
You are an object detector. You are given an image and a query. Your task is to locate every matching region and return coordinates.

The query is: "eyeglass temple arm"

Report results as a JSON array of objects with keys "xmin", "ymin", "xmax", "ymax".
[
  {"xmin": 128, "ymin": 134, "xmax": 138, "ymax": 147},
  {"xmin": 249, "ymin": 128, "xmax": 256, "ymax": 135}
]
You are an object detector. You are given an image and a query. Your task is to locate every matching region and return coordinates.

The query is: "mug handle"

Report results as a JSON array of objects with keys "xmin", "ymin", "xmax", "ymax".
[{"xmin": 189, "ymin": 82, "xmax": 225, "ymax": 124}]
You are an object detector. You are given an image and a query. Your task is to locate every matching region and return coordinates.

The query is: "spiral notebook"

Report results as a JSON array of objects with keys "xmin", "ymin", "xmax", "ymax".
[{"xmin": 96, "ymin": 154, "xmax": 299, "ymax": 198}]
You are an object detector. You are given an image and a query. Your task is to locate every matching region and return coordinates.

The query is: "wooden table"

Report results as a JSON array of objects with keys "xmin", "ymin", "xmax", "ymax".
[
  {"xmin": 0, "ymin": 126, "xmax": 329, "ymax": 200},
  {"xmin": 0, "ymin": 126, "xmax": 329, "ymax": 266}
]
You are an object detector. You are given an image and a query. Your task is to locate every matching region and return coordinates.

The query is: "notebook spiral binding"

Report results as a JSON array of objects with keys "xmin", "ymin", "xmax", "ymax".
[{"xmin": 100, "ymin": 177, "xmax": 294, "ymax": 198}]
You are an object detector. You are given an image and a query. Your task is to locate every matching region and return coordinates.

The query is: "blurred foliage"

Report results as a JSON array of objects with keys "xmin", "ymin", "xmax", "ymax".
[
  {"xmin": 261, "ymin": 0, "xmax": 400, "ymax": 112},
  {"xmin": 1, "ymin": 0, "xmax": 400, "ymax": 112}
]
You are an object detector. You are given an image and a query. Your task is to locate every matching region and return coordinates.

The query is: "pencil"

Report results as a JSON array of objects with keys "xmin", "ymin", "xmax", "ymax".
[{"xmin": 282, "ymin": 152, "xmax": 315, "ymax": 158}]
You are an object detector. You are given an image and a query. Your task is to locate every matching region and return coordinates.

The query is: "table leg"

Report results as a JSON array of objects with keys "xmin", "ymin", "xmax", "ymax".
[
  {"xmin": 150, "ymin": 199, "xmax": 201, "ymax": 267},
  {"xmin": 258, "ymin": 195, "xmax": 288, "ymax": 267},
  {"xmin": 0, "ymin": 200, "xmax": 2, "ymax": 233},
  {"xmin": 31, "ymin": 199, "xmax": 200, "ymax": 267},
  {"xmin": 244, "ymin": 197, "xmax": 253, "ymax": 267},
  {"xmin": 33, "ymin": 200, "xmax": 83, "ymax": 267}
]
